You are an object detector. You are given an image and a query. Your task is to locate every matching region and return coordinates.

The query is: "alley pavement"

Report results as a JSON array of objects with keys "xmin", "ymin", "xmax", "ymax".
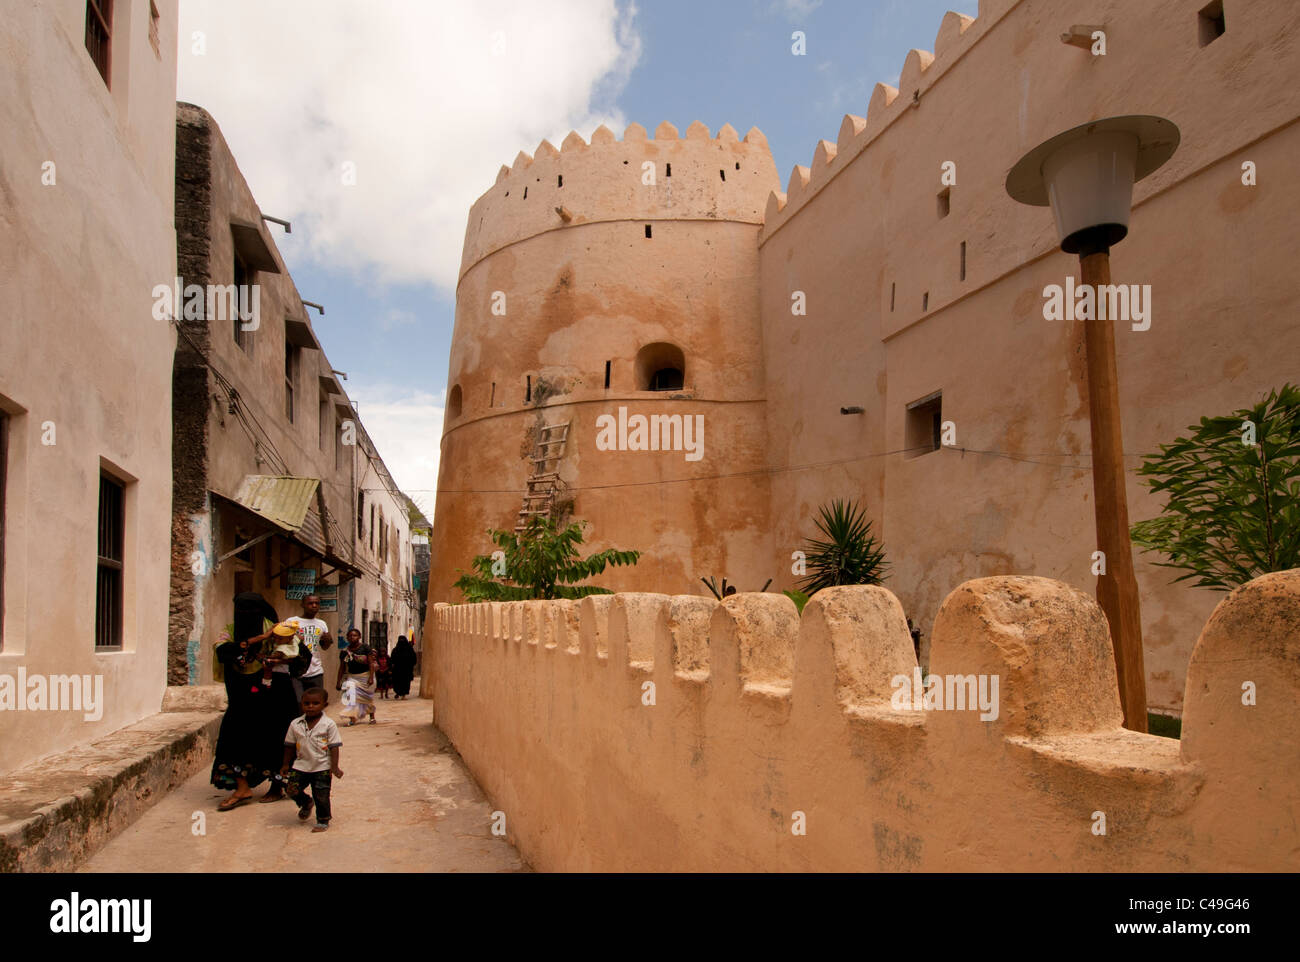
[{"xmin": 81, "ymin": 684, "xmax": 528, "ymax": 873}]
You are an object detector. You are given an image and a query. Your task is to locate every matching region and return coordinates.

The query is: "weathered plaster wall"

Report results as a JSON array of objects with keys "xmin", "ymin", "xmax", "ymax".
[
  {"xmin": 0, "ymin": 0, "xmax": 180, "ymax": 772},
  {"xmin": 429, "ymin": 570, "xmax": 1300, "ymax": 872},
  {"xmin": 756, "ymin": 0, "xmax": 1300, "ymax": 713}
]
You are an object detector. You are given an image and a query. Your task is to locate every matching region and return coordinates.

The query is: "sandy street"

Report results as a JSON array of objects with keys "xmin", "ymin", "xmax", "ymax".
[{"xmin": 81, "ymin": 687, "xmax": 528, "ymax": 873}]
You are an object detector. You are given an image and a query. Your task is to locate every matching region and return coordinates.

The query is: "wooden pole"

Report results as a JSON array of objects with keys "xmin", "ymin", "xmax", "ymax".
[{"xmin": 1080, "ymin": 249, "xmax": 1147, "ymax": 732}]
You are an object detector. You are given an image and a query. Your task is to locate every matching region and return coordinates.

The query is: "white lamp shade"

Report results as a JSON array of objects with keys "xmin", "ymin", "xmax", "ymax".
[
  {"xmin": 1043, "ymin": 130, "xmax": 1139, "ymax": 250},
  {"xmin": 1005, "ymin": 115, "xmax": 1180, "ymax": 253}
]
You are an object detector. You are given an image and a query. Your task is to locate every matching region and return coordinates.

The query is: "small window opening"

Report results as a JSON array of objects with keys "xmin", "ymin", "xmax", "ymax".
[
  {"xmin": 95, "ymin": 470, "xmax": 125, "ymax": 649},
  {"xmin": 922, "ymin": 291, "xmax": 929, "ymax": 312},
  {"xmin": 890, "ymin": 282, "xmax": 895, "ymax": 312},
  {"xmin": 645, "ymin": 224, "xmax": 652, "ymax": 239},
  {"xmin": 85, "ymin": 0, "xmax": 113, "ymax": 88},
  {"xmin": 635, "ymin": 342, "xmax": 686, "ymax": 392},
  {"xmin": 148, "ymin": 1, "xmax": 161, "ymax": 58},
  {"xmin": 937, "ymin": 187, "xmax": 950, "ymax": 219},
  {"xmin": 719, "ymin": 169, "xmax": 726, "ymax": 182},
  {"xmin": 490, "ymin": 382, "xmax": 496, "ymax": 407},
  {"xmin": 558, "ymin": 174, "xmax": 563, "ymax": 187},
  {"xmin": 735, "ymin": 162, "xmax": 740, "ymax": 170},
  {"xmin": 623, "ymin": 159, "xmax": 628, "ymax": 165},
  {"xmin": 604, "ymin": 361, "xmax": 611, "ymax": 389},
  {"xmin": 523, "ymin": 186, "xmax": 528, "ymax": 199},
  {"xmin": 1198, "ymin": 1, "xmax": 1225, "ymax": 46},
  {"xmin": 447, "ymin": 384, "xmax": 462, "ymax": 420},
  {"xmin": 666, "ymin": 163, "xmax": 672, "ymax": 177},
  {"xmin": 905, "ymin": 392, "xmax": 943, "ymax": 460},
  {"xmin": 960, "ymin": 241, "xmax": 967, "ymax": 281},
  {"xmin": 526, "ymin": 375, "xmax": 532, "ymax": 403}
]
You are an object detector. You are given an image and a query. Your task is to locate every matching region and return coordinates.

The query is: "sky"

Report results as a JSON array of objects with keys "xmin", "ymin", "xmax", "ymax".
[{"xmin": 176, "ymin": 0, "xmax": 979, "ymax": 519}]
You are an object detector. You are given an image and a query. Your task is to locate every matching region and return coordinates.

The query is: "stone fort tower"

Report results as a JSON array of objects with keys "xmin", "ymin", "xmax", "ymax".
[{"xmin": 430, "ymin": 122, "xmax": 780, "ymax": 598}]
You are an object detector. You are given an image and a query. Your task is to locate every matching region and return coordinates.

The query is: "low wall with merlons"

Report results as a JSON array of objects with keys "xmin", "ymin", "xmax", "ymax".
[{"xmin": 428, "ymin": 571, "xmax": 1300, "ymax": 871}]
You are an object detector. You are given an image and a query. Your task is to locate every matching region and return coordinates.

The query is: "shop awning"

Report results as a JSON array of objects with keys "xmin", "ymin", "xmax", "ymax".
[{"xmin": 211, "ymin": 475, "xmax": 361, "ymax": 580}]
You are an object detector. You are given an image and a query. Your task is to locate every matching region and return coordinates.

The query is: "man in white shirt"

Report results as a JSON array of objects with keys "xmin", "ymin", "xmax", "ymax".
[{"xmin": 282, "ymin": 594, "xmax": 334, "ymax": 700}]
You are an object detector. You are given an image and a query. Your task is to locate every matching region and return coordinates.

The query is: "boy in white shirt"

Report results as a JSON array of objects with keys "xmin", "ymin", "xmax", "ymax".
[{"xmin": 281, "ymin": 688, "xmax": 344, "ymax": 832}]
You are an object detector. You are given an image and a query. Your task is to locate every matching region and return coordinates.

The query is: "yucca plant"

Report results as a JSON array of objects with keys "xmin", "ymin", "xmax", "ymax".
[
  {"xmin": 1131, "ymin": 384, "xmax": 1300, "ymax": 590},
  {"xmin": 798, "ymin": 498, "xmax": 889, "ymax": 595},
  {"xmin": 453, "ymin": 515, "xmax": 640, "ymax": 602}
]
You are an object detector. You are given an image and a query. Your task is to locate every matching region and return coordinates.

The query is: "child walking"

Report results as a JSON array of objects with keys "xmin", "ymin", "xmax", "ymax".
[{"xmin": 281, "ymin": 688, "xmax": 343, "ymax": 832}]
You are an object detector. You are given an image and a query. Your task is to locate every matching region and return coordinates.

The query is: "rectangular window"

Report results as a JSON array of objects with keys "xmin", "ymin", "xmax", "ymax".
[
  {"xmin": 233, "ymin": 250, "xmax": 253, "ymax": 354},
  {"xmin": 319, "ymin": 389, "xmax": 330, "ymax": 450},
  {"xmin": 85, "ymin": 0, "xmax": 113, "ymax": 88},
  {"xmin": 604, "ymin": 361, "xmax": 611, "ymax": 389},
  {"xmin": 357, "ymin": 493, "xmax": 365, "ymax": 539},
  {"xmin": 937, "ymin": 187, "xmax": 951, "ymax": 219},
  {"xmin": 904, "ymin": 392, "xmax": 943, "ymax": 460},
  {"xmin": 960, "ymin": 241, "xmax": 967, "ymax": 281},
  {"xmin": 148, "ymin": 0, "xmax": 161, "ymax": 58},
  {"xmin": 1198, "ymin": 1, "xmax": 1225, "ymax": 46},
  {"xmin": 284, "ymin": 340, "xmax": 299, "ymax": 423},
  {"xmin": 95, "ymin": 471, "xmax": 125, "ymax": 649}
]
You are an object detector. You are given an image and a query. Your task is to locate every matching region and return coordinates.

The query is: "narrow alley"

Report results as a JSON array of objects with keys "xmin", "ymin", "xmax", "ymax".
[{"xmin": 81, "ymin": 689, "xmax": 528, "ymax": 873}]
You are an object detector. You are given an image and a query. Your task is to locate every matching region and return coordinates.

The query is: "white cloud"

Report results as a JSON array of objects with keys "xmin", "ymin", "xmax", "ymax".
[
  {"xmin": 178, "ymin": 0, "xmax": 641, "ymax": 292},
  {"xmin": 772, "ymin": 0, "xmax": 822, "ymax": 20},
  {"xmin": 347, "ymin": 381, "xmax": 445, "ymax": 521}
]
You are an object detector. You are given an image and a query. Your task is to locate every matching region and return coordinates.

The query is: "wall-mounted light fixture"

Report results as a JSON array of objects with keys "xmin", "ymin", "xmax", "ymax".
[{"xmin": 840, "ymin": 406, "xmax": 864, "ymax": 415}]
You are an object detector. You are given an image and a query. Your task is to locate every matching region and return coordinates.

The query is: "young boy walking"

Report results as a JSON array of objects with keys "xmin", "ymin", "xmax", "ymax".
[{"xmin": 281, "ymin": 688, "xmax": 343, "ymax": 832}]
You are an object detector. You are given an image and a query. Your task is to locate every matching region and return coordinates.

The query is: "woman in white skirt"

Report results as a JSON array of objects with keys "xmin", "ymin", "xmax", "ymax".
[{"xmin": 336, "ymin": 628, "xmax": 376, "ymax": 725}]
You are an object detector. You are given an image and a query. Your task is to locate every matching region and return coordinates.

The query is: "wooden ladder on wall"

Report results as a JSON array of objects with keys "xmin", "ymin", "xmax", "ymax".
[{"xmin": 515, "ymin": 420, "xmax": 570, "ymax": 533}]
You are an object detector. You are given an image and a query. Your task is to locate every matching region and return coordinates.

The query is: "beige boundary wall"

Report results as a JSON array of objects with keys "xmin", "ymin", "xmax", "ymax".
[{"xmin": 430, "ymin": 570, "xmax": 1299, "ymax": 871}]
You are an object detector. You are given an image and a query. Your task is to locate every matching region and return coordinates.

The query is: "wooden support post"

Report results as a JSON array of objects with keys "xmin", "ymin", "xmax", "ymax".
[{"xmin": 1080, "ymin": 249, "xmax": 1148, "ymax": 732}]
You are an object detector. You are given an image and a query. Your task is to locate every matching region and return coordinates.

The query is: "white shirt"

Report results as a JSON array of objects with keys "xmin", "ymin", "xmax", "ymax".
[
  {"xmin": 282, "ymin": 615, "xmax": 329, "ymax": 677},
  {"xmin": 283, "ymin": 714, "xmax": 342, "ymax": 773}
]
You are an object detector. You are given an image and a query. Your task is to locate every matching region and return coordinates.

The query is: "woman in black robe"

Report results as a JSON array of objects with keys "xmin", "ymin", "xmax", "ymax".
[
  {"xmin": 212, "ymin": 591, "xmax": 280, "ymax": 810},
  {"xmin": 389, "ymin": 635, "xmax": 417, "ymax": 699}
]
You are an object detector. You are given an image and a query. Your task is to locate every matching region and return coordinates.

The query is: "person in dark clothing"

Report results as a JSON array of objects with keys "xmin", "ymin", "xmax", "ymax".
[
  {"xmin": 390, "ymin": 636, "xmax": 417, "ymax": 699},
  {"xmin": 212, "ymin": 592, "xmax": 280, "ymax": 810}
]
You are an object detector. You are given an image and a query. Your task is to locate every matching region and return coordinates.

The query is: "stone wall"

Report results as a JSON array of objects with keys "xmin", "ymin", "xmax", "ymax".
[{"xmin": 429, "ymin": 570, "xmax": 1300, "ymax": 871}]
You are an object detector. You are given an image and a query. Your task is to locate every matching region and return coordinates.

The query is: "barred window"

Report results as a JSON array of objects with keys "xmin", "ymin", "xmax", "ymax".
[
  {"xmin": 95, "ymin": 472, "xmax": 125, "ymax": 649},
  {"xmin": 85, "ymin": 0, "xmax": 113, "ymax": 88}
]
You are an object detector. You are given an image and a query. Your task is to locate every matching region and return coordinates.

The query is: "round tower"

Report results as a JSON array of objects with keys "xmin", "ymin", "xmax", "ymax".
[{"xmin": 428, "ymin": 120, "xmax": 780, "ymax": 602}]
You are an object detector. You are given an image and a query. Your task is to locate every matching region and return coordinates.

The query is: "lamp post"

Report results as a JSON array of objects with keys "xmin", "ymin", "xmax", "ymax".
[{"xmin": 1007, "ymin": 115, "xmax": 1179, "ymax": 733}]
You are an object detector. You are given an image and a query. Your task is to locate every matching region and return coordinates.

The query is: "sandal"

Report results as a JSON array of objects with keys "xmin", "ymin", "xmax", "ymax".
[{"xmin": 218, "ymin": 794, "xmax": 252, "ymax": 812}]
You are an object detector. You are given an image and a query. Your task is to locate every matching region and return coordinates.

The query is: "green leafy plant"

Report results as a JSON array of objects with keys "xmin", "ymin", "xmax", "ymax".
[
  {"xmin": 783, "ymin": 588, "xmax": 810, "ymax": 614},
  {"xmin": 453, "ymin": 515, "xmax": 640, "ymax": 602},
  {"xmin": 797, "ymin": 498, "xmax": 889, "ymax": 595},
  {"xmin": 1130, "ymin": 384, "xmax": 1300, "ymax": 590}
]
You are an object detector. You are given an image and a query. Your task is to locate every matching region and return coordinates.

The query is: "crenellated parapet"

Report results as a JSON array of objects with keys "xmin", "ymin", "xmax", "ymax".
[
  {"xmin": 762, "ymin": 2, "xmax": 1011, "ymax": 238},
  {"xmin": 430, "ymin": 569, "xmax": 1300, "ymax": 871},
  {"xmin": 460, "ymin": 122, "xmax": 779, "ymax": 282}
]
